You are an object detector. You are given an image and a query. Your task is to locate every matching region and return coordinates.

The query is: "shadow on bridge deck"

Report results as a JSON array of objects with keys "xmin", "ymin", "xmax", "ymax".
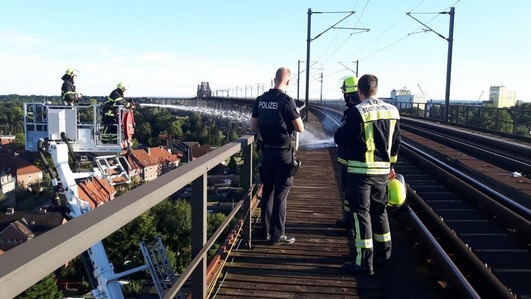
[{"xmin": 210, "ymin": 113, "xmax": 446, "ymax": 298}]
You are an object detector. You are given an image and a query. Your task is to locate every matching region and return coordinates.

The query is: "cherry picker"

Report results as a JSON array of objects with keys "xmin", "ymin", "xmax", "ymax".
[{"xmin": 23, "ymin": 102, "xmax": 178, "ymax": 298}]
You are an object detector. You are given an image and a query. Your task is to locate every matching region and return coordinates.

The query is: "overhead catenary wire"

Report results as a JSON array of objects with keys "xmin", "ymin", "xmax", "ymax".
[{"xmin": 312, "ymin": 0, "xmax": 462, "ymax": 85}]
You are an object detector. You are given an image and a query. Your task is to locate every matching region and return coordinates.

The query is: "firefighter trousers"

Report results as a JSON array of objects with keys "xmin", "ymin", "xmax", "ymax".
[{"xmin": 346, "ymin": 173, "xmax": 391, "ymax": 268}]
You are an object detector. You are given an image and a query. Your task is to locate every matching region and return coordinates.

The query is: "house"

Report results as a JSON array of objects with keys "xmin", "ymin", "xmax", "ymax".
[
  {"xmin": 0, "ymin": 218, "xmax": 34, "ymax": 251},
  {"xmin": 0, "ymin": 135, "xmax": 15, "ymax": 147},
  {"xmin": 0, "ymin": 208, "xmax": 65, "ymax": 252},
  {"xmin": 165, "ymin": 139, "xmax": 211, "ymax": 163},
  {"xmin": 77, "ymin": 177, "xmax": 116, "ymax": 208},
  {"xmin": 125, "ymin": 147, "xmax": 181, "ymax": 182},
  {"xmin": 0, "ymin": 170, "xmax": 16, "ymax": 204},
  {"xmin": 187, "ymin": 143, "xmax": 211, "ymax": 161},
  {"xmin": 0, "ymin": 153, "xmax": 44, "ymax": 188}
]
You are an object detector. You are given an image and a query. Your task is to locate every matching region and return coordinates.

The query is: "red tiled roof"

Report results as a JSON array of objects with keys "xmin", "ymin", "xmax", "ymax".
[
  {"xmin": 0, "ymin": 153, "xmax": 42, "ymax": 176},
  {"xmin": 148, "ymin": 147, "xmax": 180, "ymax": 164},
  {"xmin": 126, "ymin": 149, "xmax": 156, "ymax": 169},
  {"xmin": 0, "ymin": 136, "xmax": 15, "ymax": 146},
  {"xmin": 77, "ymin": 177, "xmax": 116, "ymax": 208},
  {"xmin": 126, "ymin": 147, "xmax": 181, "ymax": 169}
]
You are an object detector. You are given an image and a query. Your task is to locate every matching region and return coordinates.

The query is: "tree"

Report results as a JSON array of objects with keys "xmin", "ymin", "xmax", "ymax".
[
  {"xmin": 167, "ymin": 119, "xmax": 184, "ymax": 139},
  {"xmin": 17, "ymin": 273, "xmax": 63, "ymax": 299},
  {"xmin": 12, "ymin": 132, "xmax": 26, "ymax": 152},
  {"xmin": 103, "ymin": 212, "xmax": 160, "ymax": 273},
  {"xmin": 135, "ymin": 122, "xmax": 152, "ymax": 145},
  {"xmin": 227, "ymin": 156, "xmax": 238, "ymax": 175}
]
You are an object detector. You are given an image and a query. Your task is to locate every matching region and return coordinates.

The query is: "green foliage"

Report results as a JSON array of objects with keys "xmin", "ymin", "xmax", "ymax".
[
  {"xmin": 123, "ymin": 280, "xmax": 143, "ymax": 297},
  {"xmin": 17, "ymin": 273, "xmax": 63, "ymax": 299},
  {"xmin": 103, "ymin": 212, "xmax": 160, "ymax": 273},
  {"xmin": 135, "ymin": 122, "xmax": 152, "ymax": 145},
  {"xmin": 151, "ymin": 199, "xmax": 192, "ymax": 272},
  {"xmin": 12, "ymin": 132, "xmax": 26, "ymax": 151},
  {"xmin": 228, "ymin": 156, "xmax": 238, "ymax": 174}
]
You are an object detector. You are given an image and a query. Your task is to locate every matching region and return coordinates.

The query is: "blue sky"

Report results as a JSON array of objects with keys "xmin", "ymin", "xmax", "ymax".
[{"xmin": 0, "ymin": 0, "xmax": 529, "ymax": 102}]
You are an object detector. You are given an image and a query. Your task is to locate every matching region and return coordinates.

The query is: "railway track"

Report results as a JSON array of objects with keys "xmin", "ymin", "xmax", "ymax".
[{"xmin": 311, "ymin": 104, "xmax": 531, "ymax": 298}]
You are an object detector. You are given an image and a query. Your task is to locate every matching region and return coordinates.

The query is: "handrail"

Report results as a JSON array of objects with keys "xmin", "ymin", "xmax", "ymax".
[{"xmin": 0, "ymin": 134, "xmax": 257, "ymax": 299}]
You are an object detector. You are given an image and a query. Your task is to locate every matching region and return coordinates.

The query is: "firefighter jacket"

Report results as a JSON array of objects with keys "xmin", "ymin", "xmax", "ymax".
[
  {"xmin": 103, "ymin": 88, "xmax": 125, "ymax": 118},
  {"xmin": 251, "ymin": 89, "xmax": 300, "ymax": 149},
  {"xmin": 334, "ymin": 98, "xmax": 401, "ymax": 175},
  {"xmin": 337, "ymin": 106, "xmax": 353, "ymax": 166},
  {"xmin": 61, "ymin": 75, "xmax": 77, "ymax": 103}
]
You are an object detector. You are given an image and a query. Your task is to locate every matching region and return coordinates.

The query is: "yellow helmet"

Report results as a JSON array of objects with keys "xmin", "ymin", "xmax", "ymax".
[
  {"xmin": 388, "ymin": 173, "xmax": 406, "ymax": 207},
  {"xmin": 341, "ymin": 76, "xmax": 358, "ymax": 93},
  {"xmin": 117, "ymin": 82, "xmax": 127, "ymax": 90},
  {"xmin": 65, "ymin": 68, "xmax": 77, "ymax": 76}
]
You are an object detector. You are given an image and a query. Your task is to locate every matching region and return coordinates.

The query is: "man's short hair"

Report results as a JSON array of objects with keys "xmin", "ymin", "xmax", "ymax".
[{"xmin": 358, "ymin": 74, "xmax": 378, "ymax": 97}]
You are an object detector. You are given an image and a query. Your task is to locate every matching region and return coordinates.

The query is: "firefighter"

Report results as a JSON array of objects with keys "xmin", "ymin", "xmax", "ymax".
[
  {"xmin": 250, "ymin": 67, "xmax": 304, "ymax": 245},
  {"xmin": 335, "ymin": 76, "xmax": 361, "ymax": 239},
  {"xmin": 101, "ymin": 82, "xmax": 128, "ymax": 144},
  {"xmin": 334, "ymin": 74, "xmax": 401, "ymax": 275},
  {"xmin": 61, "ymin": 68, "xmax": 81, "ymax": 106}
]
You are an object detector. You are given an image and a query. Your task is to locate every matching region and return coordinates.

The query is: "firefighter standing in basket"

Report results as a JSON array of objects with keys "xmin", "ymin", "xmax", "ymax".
[
  {"xmin": 61, "ymin": 68, "xmax": 81, "ymax": 106},
  {"xmin": 102, "ymin": 82, "xmax": 129, "ymax": 144}
]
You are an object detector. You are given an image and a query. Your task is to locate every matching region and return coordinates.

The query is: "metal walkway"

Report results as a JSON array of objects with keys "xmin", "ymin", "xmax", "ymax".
[{"xmin": 210, "ymin": 114, "xmax": 446, "ymax": 298}]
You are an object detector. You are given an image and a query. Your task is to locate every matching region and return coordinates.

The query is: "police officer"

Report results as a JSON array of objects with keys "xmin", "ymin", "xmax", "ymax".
[
  {"xmin": 334, "ymin": 74, "xmax": 401, "ymax": 275},
  {"xmin": 336, "ymin": 76, "xmax": 361, "ymax": 238},
  {"xmin": 61, "ymin": 68, "xmax": 81, "ymax": 106},
  {"xmin": 101, "ymin": 82, "xmax": 128, "ymax": 143},
  {"xmin": 250, "ymin": 67, "xmax": 304, "ymax": 245}
]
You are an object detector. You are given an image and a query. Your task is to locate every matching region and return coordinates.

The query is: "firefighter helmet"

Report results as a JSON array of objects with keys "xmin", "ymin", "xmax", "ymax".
[
  {"xmin": 388, "ymin": 173, "xmax": 406, "ymax": 207},
  {"xmin": 117, "ymin": 82, "xmax": 127, "ymax": 90},
  {"xmin": 65, "ymin": 68, "xmax": 77, "ymax": 76},
  {"xmin": 341, "ymin": 76, "xmax": 358, "ymax": 93}
]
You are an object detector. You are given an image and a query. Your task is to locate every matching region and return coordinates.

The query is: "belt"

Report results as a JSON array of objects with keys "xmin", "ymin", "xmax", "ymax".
[{"xmin": 262, "ymin": 144, "xmax": 291, "ymax": 151}]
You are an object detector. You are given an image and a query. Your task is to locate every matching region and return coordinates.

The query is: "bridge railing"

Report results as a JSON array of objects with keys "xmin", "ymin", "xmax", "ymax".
[
  {"xmin": 0, "ymin": 134, "xmax": 257, "ymax": 299},
  {"xmin": 393, "ymin": 101, "xmax": 531, "ymax": 141}
]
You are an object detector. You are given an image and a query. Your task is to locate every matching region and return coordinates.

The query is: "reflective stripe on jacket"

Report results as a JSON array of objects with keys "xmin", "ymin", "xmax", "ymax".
[{"xmin": 334, "ymin": 98, "xmax": 401, "ymax": 175}]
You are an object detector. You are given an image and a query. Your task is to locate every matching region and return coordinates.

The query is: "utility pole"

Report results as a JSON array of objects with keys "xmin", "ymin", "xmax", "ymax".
[
  {"xmin": 304, "ymin": 8, "xmax": 367, "ymax": 122},
  {"xmin": 320, "ymin": 72, "xmax": 323, "ymax": 101},
  {"xmin": 297, "ymin": 60, "xmax": 301, "ymax": 101},
  {"xmin": 339, "ymin": 60, "xmax": 359, "ymax": 77},
  {"xmin": 407, "ymin": 7, "xmax": 455, "ymax": 123}
]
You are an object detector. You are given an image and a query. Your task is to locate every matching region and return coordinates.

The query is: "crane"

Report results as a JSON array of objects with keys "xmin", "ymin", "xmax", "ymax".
[
  {"xmin": 478, "ymin": 90, "xmax": 484, "ymax": 101},
  {"xmin": 24, "ymin": 102, "xmax": 178, "ymax": 299},
  {"xmin": 417, "ymin": 83, "xmax": 427, "ymax": 98}
]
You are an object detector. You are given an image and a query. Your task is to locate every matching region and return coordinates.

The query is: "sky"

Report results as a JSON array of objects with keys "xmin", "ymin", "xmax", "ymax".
[{"xmin": 0, "ymin": 0, "xmax": 529, "ymax": 102}]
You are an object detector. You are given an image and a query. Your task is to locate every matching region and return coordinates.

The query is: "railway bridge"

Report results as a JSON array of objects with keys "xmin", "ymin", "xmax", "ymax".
[{"xmin": 0, "ymin": 98, "xmax": 530, "ymax": 298}]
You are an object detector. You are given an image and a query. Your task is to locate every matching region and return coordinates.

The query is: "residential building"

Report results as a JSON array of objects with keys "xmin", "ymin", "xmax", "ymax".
[
  {"xmin": 125, "ymin": 147, "xmax": 181, "ymax": 182},
  {"xmin": 0, "ymin": 208, "xmax": 65, "ymax": 252},
  {"xmin": 0, "ymin": 135, "xmax": 15, "ymax": 147},
  {"xmin": 0, "ymin": 153, "xmax": 43, "ymax": 188},
  {"xmin": 77, "ymin": 177, "xmax": 116, "ymax": 208},
  {"xmin": 0, "ymin": 170, "xmax": 16, "ymax": 205}
]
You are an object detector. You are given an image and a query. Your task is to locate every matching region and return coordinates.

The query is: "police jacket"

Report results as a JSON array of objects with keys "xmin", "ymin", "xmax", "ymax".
[
  {"xmin": 334, "ymin": 98, "xmax": 401, "ymax": 175},
  {"xmin": 251, "ymin": 89, "xmax": 300, "ymax": 148}
]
